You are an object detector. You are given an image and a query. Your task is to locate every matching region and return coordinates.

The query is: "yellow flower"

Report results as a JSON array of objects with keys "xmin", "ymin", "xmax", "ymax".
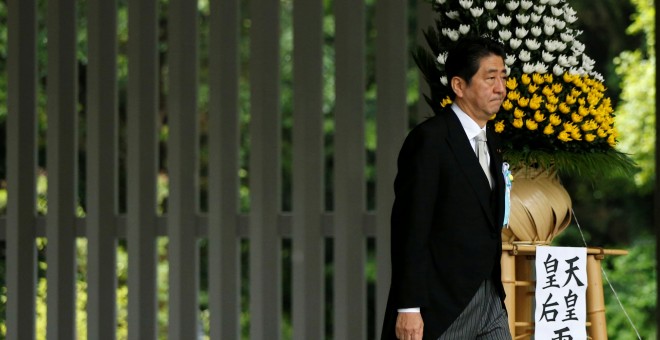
[
  {"xmin": 565, "ymin": 94, "xmax": 577, "ymax": 105},
  {"xmin": 526, "ymin": 119, "xmax": 538, "ymax": 130},
  {"xmin": 502, "ymin": 100, "xmax": 514, "ymax": 111},
  {"xmin": 528, "ymin": 83, "xmax": 539, "ymax": 93},
  {"xmin": 517, "ymin": 97, "xmax": 530, "ymax": 107},
  {"xmin": 513, "ymin": 118, "xmax": 524, "ymax": 128},
  {"xmin": 521, "ymin": 73, "xmax": 531, "ymax": 85},
  {"xmin": 571, "ymin": 129, "xmax": 582, "ymax": 140},
  {"xmin": 578, "ymin": 97, "xmax": 586, "ymax": 106},
  {"xmin": 571, "ymin": 113, "xmax": 583, "ymax": 123},
  {"xmin": 578, "ymin": 105, "xmax": 589, "ymax": 116},
  {"xmin": 513, "ymin": 108, "xmax": 525, "ymax": 118},
  {"xmin": 546, "ymin": 95, "xmax": 559, "ymax": 105},
  {"xmin": 543, "ymin": 124, "xmax": 554, "ymax": 135},
  {"xmin": 494, "ymin": 120, "xmax": 505, "ymax": 133},
  {"xmin": 534, "ymin": 110, "xmax": 546, "ymax": 122},
  {"xmin": 542, "ymin": 86, "xmax": 554, "ymax": 97},
  {"xmin": 597, "ymin": 128, "xmax": 608, "ymax": 138},
  {"xmin": 552, "ymin": 83, "xmax": 563, "ymax": 93},
  {"xmin": 506, "ymin": 77, "xmax": 518, "ymax": 90},
  {"xmin": 532, "ymin": 73, "xmax": 545, "ymax": 85},
  {"xmin": 563, "ymin": 122, "xmax": 578, "ymax": 133},
  {"xmin": 570, "ymin": 88, "xmax": 582, "ymax": 98},
  {"xmin": 558, "ymin": 131, "xmax": 572, "ymax": 142},
  {"xmin": 581, "ymin": 119, "xmax": 598, "ymax": 131},
  {"xmin": 529, "ymin": 94, "xmax": 543, "ymax": 110},
  {"xmin": 563, "ymin": 73, "xmax": 576, "ymax": 83},
  {"xmin": 545, "ymin": 103, "xmax": 557, "ymax": 113},
  {"xmin": 544, "ymin": 74, "xmax": 554, "ymax": 83},
  {"xmin": 549, "ymin": 114, "xmax": 562, "ymax": 126},
  {"xmin": 441, "ymin": 96, "xmax": 453, "ymax": 107},
  {"xmin": 585, "ymin": 133, "xmax": 596, "ymax": 142},
  {"xmin": 559, "ymin": 103, "xmax": 571, "ymax": 114},
  {"xmin": 607, "ymin": 134, "xmax": 616, "ymax": 147},
  {"xmin": 507, "ymin": 91, "xmax": 520, "ymax": 101}
]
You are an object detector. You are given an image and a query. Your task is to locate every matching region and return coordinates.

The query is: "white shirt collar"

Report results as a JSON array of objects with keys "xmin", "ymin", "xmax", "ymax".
[{"xmin": 451, "ymin": 103, "xmax": 487, "ymax": 141}]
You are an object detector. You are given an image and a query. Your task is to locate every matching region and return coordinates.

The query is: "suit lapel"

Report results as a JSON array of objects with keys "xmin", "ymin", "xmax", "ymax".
[{"xmin": 442, "ymin": 111, "xmax": 498, "ymax": 228}]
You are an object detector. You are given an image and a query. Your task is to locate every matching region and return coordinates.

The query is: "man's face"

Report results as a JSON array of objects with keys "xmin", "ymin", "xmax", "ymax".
[{"xmin": 453, "ymin": 54, "xmax": 507, "ymax": 127}]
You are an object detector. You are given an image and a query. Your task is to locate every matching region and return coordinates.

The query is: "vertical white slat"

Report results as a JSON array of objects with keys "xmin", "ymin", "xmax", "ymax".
[
  {"xmin": 249, "ymin": 0, "xmax": 282, "ymax": 336},
  {"xmin": 6, "ymin": 0, "xmax": 38, "ymax": 339},
  {"xmin": 333, "ymin": 0, "xmax": 366, "ymax": 336},
  {"xmin": 126, "ymin": 0, "xmax": 159, "ymax": 338},
  {"xmin": 45, "ymin": 0, "xmax": 78, "ymax": 338},
  {"xmin": 208, "ymin": 0, "xmax": 241, "ymax": 338},
  {"xmin": 167, "ymin": 0, "xmax": 199, "ymax": 337},
  {"xmin": 86, "ymin": 1, "xmax": 118, "ymax": 338},
  {"xmin": 126, "ymin": 0, "xmax": 160, "ymax": 339},
  {"xmin": 375, "ymin": 0, "xmax": 408, "ymax": 337},
  {"xmin": 291, "ymin": 0, "xmax": 324, "ymax": 338},
  {"xmin": 415, "ymin": 0, "xmax": 434, "ymax": 124}
]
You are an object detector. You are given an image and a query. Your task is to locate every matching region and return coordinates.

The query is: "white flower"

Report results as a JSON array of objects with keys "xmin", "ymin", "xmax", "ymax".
[
  {"xmin": 593, "ymin": 72, "xmax": 604, "ymax": 82},
  {"xmin": 459, "ymin": 24, "xmax": 471, "ymax": 35},
  {"xmin": 530, "ymin": 13, "xmax": 542, "ymax": 23},
  {"xmin": 544, "ymin": 40, "xmax": 561, "ymax": 52},
  {"xmin": 436, "ymin": 52, "xmax": 448, "ymax": 64},
  {"xmin": 542, "ymin": 16, "xmax": 556, "ymax": 27},
  {"xmin": 523, "ymin": 62, "xmax": 536, "ymax": 73},
  {"xmin": 484, "ymin": 1, "xmax": 497, "ymax": 10},
  {"xmin": 555, "ymin": 20, "xmax": 566, "ymax": 30},
  {"xmin": 487, "ymin": 20, "xmax": 498, "ymax": 30},
  {"xmin": 505, "ymin": 54, "xmax": 517, "ymax": 66},
  {"xmin": 558, "ymin": 55, "xmax": 571, "ymax": 67},
  {"xmin": 515, "ymin": 27, "xmax": 529, "ymax": 38},
  {"xmin": 556, "ymin": 41, "xmax": 567, "ymax": 52},
  {"xmin": 568, "ymin": 55, "xmax": 579, "ymax": 66},
  {"xmin": 509, "ymin": 38, "xmax": 523, "ymax": 49},
  {"xmin": 525, "ymin": 38, "xmax": 541, "ymax": 50},
  {"xmin": 520, "ymin": 0, "xmax": 533, "ymax": 10},
  {"xmin": 497, "ymin": 14, "xmax": 512, "ymax": 25},
  {"xmin": 498, "ymin": 29, "xmax": 512, "ymax": 41},
  {"xmin": 571, "ymin": 41, "xmax": 585, "ymax": 54},
  {"xmin": 548, "ymin": 0, "xmax": 561, "ymax": 5},
  {"xmin": 544, "ymin": 25, "xmax": 555, "ymax": 36},
  {"xmin": 506, "ymin": 65, "xmax": 511, "ymax": 76},
  {"xmin": 563, "ymin": 5, "xmax": 578, "ymax": 17},
  {"xmin": 540, "ymin": 0, "xmax": 549, "ymax": 4},
  {"xmin": 470, "ymin": 7, "xmax": 484, "ymax": 17},
  {"xmin": 569, "ymin": 67, "xmax": 585, "ymax": 76},
  {"xmin": 553, "ymin": 64, "xmax": 565, "ymax": 76},
  {"xmin": 440, "ymin": 76, "xmax": 448, "ymax": 86},
  {"xmin": 435, "ymin": 0, "xmax": 446, "ymax": 3},
  {"xmin": 560, "ymin": 32, "xmax": 574, "ymax": 42},
  {"xmin": 564, "ymin": 13, "xmax": 578, "ymax": 23},
  {"xmin": 506, "ymin": 1, "xmax": 520, "ymax": 11},
  {"xmin": 534, "ymin": 5, "xmax": 546, "ymax": 13},
  {"xmin": 542, "ymin": 51, "xmax": 556, "ymax": 62},
  {"xmin": 446, "ymin": 11, "xmax": 459, "ymax": 20},
  {"xmin": 582, "ymin": 55, "xmax": 595, "ymax": 72},
  {"xmin": 551, "ymin": 6, "xmax": 563, "ymax": 17},
  {"xmin": 447, "ymin": 30, "xmax": 460, "ymax": 41},
  {"xmin": 516, "ymin": 14, "xmax": 530, "ymax": 24},
  {"xmin": 519, "ymin": 50, "xmax": 531, "ymax": 62},
  {"xmin": 534, "ymin": 62, "xmax": 548, "ymax": 74},
  {"xmin": 530, "ymin": 26, "xmax": 542, "ymax": 37},
  {"xmin": 459, "ymin": 0, "xmax": 473, "ymax": 9}
]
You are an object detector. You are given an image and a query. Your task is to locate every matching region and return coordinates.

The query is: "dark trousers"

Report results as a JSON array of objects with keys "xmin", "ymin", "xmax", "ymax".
[{"xmin": 438, "ymin": 280, "xmax": 511, "ymax": 340}]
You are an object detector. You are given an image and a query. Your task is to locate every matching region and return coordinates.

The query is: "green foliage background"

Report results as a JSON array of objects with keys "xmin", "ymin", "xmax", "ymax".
[{"xmin": 0, "ymin": 0, "xmax": 655, "ymax": 338}]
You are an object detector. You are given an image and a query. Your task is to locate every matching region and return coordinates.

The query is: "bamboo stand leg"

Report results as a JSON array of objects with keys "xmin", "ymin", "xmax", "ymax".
[
  {"xmin": 501, "ymin": 250, "xmax": 516, "ymax": 338},
  {"xmin": 586, "ymin": 255, "xmax": 608, "ymax": 340},
  {"xmin": 515, "ymin": 256, "xmax": 533, "ymax": 337}
]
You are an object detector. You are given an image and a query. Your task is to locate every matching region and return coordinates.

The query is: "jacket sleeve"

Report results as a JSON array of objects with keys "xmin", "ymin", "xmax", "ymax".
[{"xmin": 389, "ymin": 123, "xmax": 442, "ymax": 309}]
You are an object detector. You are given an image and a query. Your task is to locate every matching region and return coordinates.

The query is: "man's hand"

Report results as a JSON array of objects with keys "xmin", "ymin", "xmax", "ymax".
[{"xmin": 395, "ymin": 312, "xmax": 424, "ymax": 340}]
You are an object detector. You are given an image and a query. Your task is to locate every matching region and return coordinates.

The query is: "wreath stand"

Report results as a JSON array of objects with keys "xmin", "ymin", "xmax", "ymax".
[{"xmin": 501, "ymin": 244, "xmax": 628, "ymax": 339}]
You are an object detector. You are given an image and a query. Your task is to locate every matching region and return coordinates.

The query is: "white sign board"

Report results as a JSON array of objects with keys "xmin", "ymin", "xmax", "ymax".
[{"xmin": 535, "ymin": 246, "xmax": 588, "ymax": 340}]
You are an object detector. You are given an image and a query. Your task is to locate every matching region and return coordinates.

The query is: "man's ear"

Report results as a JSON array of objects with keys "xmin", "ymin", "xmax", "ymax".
[{"xmin": 450, "ymin": 77, "xmax": 464, "ymax": 98}]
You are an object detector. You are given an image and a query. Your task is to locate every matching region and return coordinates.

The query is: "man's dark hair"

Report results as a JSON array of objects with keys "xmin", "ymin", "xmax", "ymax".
[{"xmin": 444, "ymin": 37, "xmax": 506, "ymax": 97}]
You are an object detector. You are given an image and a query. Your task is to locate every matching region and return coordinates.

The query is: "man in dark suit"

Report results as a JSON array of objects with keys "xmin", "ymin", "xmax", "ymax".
[{"xmin": 381, "ymin": 37, "xmax": 512, "ymax": 340}]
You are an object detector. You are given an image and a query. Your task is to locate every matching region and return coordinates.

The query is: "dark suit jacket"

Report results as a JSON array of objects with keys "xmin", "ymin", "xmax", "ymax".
[{"xmin": 381, "ymin": 107, "xmax": 506, "ymax": 339}]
